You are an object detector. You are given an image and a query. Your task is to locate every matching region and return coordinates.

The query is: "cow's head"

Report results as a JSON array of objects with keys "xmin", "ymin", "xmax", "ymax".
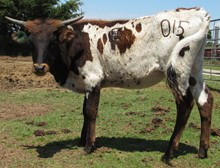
[{"xmin": 5, "ymin": 16, "xmax": 83, "ymax": 76}]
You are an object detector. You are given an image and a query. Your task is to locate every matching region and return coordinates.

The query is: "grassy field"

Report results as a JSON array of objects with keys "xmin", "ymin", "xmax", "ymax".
[
  {"xmin": 0, "ymin": 81, "xmax": 220, "ymax": 168},
  {"xmin": 204, "ymin": 59, "xmax": 220, "ymax": 71}
]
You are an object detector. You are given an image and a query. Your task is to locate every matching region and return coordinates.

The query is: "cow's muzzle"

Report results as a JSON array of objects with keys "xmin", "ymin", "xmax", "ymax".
[{"xmin": 33, "ymin": 63, "xmax": 49, "ymax": 76}]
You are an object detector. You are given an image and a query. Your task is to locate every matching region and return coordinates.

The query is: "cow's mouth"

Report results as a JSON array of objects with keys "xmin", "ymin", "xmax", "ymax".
[{"xmin": 33, "ymin": 63, "xmax": 49, "ymax": 76}]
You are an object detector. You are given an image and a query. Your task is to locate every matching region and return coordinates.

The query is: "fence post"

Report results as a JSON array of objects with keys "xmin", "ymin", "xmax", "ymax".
[{"xmin": 214, "ymin": 26, "xmax": 219, "ymax": 58}]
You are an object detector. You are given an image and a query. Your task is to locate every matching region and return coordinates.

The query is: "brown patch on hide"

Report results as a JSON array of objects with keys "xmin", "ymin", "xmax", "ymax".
[
  {"xmin": 176, "ymin": 7, "xmax": 200, "ymax": 12},
  {"xmin": 67, "ymin": 32, "xmax": 93, "ymax": 70},
  {"xmin": 109, "ymin": 27, "xmax": 136, "ymax": 54},
  {"xmin": 179, "ymin": 46, "xmax": 190, "ymax": 57},
  {"xmin": 179, "ymin": 35, "xmax": 184, "ymax": 41},
  {"xmin": 189, "ymin": 76, "xmax": 197, "ymax": 86},
  {"xmin": 25, "ymin": 19, "xmax": 62, "ymax": 34},
  {"xmin": 59, "ymin": 28, "xmax": 75, "ymax": 43},
  {"xmin": 131, "ymin": 22, "xmax": 135, "ymax": 28},
  {"xmin": 196, "ymin": 86, "xmax": 213, "ymax": 157},
  {"xmin": 76, "ymin": 19, "xmax": 129, "ymax": 29},
  {"xmin": 167, "ymin": 65, "xmax": 183, "ymax": 104},
  {"xmin": 197, "ymin": 86, "xmax": 213, "ymax": 120},
  {"xmin": 82, "ymin": 75, "xmax": 86, "ymax": 80},
  {"xmin": 97, "ymin": 38, "xmax": 104, "ymax": 54},
  {"xmin": 136, "ymin": 23, "xmax": 142, "ymax": 32},
  {"xmin": 103, "ymin": 34, "xmax": 107, "ymax": 45}
]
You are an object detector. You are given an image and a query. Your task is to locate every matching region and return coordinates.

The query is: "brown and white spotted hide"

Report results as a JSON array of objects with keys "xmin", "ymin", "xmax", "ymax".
[
  {"xmin": 61, "ymin": 8, "xmax": 210, "ymax": 96},
  {"xmin": 59, "ymin": 8, "xmax": 213, "ymax": 162}
]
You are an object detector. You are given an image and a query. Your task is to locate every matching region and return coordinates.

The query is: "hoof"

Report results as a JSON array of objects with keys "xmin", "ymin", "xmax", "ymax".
[
  {"xmin": 84, "ymin": 146, "xmax": 94, "ymax": 154},
  {"xmin": 198, "ymin": 148, "xmax": 208, "ymax": 159},
  {"xmin": 161, "ymin": 154, "xmax": 174, "ymax": 167}
]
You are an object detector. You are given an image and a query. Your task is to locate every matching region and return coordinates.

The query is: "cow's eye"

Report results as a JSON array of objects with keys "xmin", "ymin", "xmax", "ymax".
[
  {"xmin": 51, "ymin": 34, "xmax": 57, "ymax": 41},
  {"xmin": 48, "ymin": 35, "xmax": 57, "ymax": 47},
  {"xmin": 27, "ymin": 35, "xmax": 34, "ymax": 46}
]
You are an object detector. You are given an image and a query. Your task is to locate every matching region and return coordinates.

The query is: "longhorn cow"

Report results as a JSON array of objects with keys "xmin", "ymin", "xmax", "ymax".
[{"xmin": 5, "ymin": 7, "xmax": 213, "ymax": 163}]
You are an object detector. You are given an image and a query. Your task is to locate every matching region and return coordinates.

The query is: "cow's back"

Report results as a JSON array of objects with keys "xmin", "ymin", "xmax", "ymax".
[{"xmin": 65, "ymin": 7, "xmax": 209, "ymax": 91}]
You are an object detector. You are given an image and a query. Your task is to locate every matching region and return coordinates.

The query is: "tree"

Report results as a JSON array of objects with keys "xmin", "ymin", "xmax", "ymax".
[
  {"xmin": 0, "ymin": 0, "xmax": 83, "ymax": 55},
  {"xmin": 206, "ymin": 30, "xmax": 213, "ymax": 48},
  {"xmin": 207, "ymin": 30, "xmax": 212, "ymax": 40}
]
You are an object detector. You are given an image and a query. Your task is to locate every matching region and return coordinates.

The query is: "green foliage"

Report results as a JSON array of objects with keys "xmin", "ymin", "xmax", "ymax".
[
  {"xmin": 49, "ymin": 0, "xmax": 83, "ymax": 19},
  {"xmin": 207, "ymin": 30, "xmax": 212, "ymax": 40},
  {"xmin": 0, "ymin": 0, "xmax": 83, "ymax": 21},
  {"xmin": 206, "ymin": 41, "xmax": 213, "ymax": 47}
]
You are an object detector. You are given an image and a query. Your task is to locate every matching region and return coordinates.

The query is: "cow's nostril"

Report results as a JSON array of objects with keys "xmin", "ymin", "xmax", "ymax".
[
  {"xmin": 33, "ymin": 64, "xmax": 49, "ymax": 76},
  {"xmin": 34, "ymin": 65, "xmax": 45, "ymax": 71}
]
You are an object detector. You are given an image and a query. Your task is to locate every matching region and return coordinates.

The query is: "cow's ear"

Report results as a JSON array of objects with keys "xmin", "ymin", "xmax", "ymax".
[
  {"xmin": 59, "ymin": 27, "xmax": 75, "ymax": 43},
  {"xmin": 11, "ymin": 31, "xmax": 29, "ymax": 43}
]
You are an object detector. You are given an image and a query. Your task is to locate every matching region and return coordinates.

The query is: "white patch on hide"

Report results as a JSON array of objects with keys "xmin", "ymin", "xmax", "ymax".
[
  {"xmin": 86, "ymin": 92, "xmax": 90, "ymax": 99},
  {"xmin": 198, "ymin": 83, "xmax": 208, "ymax": 106},
  {"xmin": 81, "ymin": 60, "xmax": 104, "ymax": 91}
]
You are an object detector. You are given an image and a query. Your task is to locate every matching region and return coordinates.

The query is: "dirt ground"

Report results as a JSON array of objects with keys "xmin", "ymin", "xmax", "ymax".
[
  {"xmin": 0, "ymin": 56, "xmax": 58, "ymax": 166},
  {"xmin": 0, "ymin": 56, "xmax": 57, "ymax": 91},
  {"xmin": 0, "ymin": 56, "xmax": 58, "ymax": 119}
]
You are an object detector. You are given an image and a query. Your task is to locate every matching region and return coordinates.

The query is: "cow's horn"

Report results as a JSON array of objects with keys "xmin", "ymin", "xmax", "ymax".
[
  {"xmin": 5, "ymin": 16, "xmax": 26, "ymax": 26},
  {"xmin": 61, "ymin": 15, "xmax": 84, "ymax": 26}
]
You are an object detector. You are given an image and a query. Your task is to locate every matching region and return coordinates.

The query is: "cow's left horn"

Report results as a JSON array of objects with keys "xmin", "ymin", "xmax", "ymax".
[
  {"xmin": 61, "ymin": 15, "xmax": 84, "ymax": 26},
  {"xmin": 5, "ymin": 16, "xmax": 26, "ymax": 26}
]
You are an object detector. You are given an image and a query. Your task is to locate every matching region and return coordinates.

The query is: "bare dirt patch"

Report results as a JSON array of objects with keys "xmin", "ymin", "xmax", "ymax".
[
  {"xmin": 0, "ymin": 132, "xmax": 28, "ymax": 167},
  {"xmin": 0, "ymin": 103, "xmax": 52, "ymax": 120},
  {"xmin": 0, "ymin": 56, "xmax": 57, "ymax": 90},
  {"xmin": 0, "ymin": 56, "xmax": 56, "ymax": 119}
]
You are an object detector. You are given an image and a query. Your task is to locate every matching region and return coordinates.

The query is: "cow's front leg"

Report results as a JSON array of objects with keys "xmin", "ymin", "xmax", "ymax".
[{"xmin": 79, "ymin": 86, "xmax": 101, "ymax": 154}]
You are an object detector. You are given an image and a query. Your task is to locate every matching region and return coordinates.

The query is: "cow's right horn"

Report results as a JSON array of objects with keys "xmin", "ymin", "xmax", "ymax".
[
  {"xmin": 61, "ymin": 15, "xmax": 84, "ymax": 26},
  {"xmin": 5, "ymin": 16, "xmax": 26, "ymax": 26}
]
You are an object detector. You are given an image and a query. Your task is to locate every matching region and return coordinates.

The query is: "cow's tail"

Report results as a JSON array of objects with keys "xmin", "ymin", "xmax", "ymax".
[{"xmin": 166, "ymin": 8, "xmax": 210, "ymax": 101}]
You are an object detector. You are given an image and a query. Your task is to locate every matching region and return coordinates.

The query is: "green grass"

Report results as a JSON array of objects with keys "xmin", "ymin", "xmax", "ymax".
[
  {"xmin": 203, "ymin": 59, "xmax": 220, "ymax": 71},
  {"xmin": 203, "ymin": 59, "xmax": 220, "ymax": 81},
  {"xmin": 203, "ymin": 74, "xmax": 220, "ymax": 82},
  {"xmin": 0, "ymin": 82, "xmax": 220, "ymax": 168}
]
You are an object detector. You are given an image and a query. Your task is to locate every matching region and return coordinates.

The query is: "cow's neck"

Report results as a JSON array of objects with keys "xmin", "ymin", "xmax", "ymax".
[
  {"xmin": 60, "ymin": 31, "xmax": 93, "ymax": 73},
  {"xmin": 50, "ymin": 52, "xmax": 69, "ymax": 86}
]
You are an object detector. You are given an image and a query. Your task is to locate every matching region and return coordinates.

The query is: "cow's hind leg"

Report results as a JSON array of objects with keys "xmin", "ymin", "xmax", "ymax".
[
  {"xmin": 193, "ymin": 82, "xmax": 213, "ymax": 158},
  {"xmin": 162, "ymin": 89, "xmax": 194, "ymax": 164},
  {"xmin": 79, "ymin": 86, "xmax": 101, "ymax": 154}
]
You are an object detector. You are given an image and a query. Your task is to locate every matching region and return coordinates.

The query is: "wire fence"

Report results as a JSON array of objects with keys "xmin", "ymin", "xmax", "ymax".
[{"xmin": 203, "ymin": 19, "xmax": 220, "ymax": 81}]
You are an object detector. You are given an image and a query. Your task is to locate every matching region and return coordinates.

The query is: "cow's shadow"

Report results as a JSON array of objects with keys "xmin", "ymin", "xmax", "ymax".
[{"xmin": 24, "ymin": 137, "xmax": 197, "ymax": 158}]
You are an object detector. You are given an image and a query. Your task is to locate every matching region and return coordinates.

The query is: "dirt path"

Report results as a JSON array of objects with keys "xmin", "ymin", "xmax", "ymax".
[{"xmin": 0, "ymin": 56, "xmax": 57, "ymax": 90}]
